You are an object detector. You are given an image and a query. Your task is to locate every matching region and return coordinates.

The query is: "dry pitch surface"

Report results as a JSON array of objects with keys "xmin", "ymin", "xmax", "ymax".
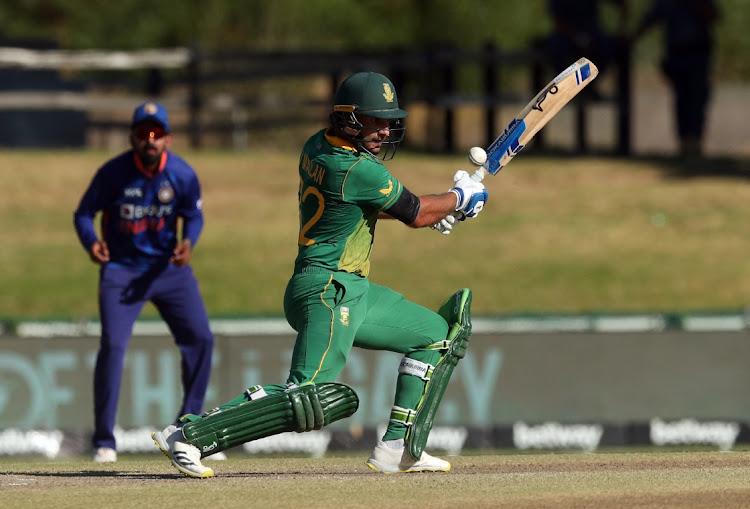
[{"xmin": 2, "ymin": 450, "xmax": 749, "ymax": 509}]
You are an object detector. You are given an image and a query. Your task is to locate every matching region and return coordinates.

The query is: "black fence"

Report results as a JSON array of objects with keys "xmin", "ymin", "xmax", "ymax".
[
  {"xmin": 0, "ymin": 43, "xmax": 632, "ymax": 154},
  {"xmin": 167, "ymin": 44, "xmax": 632, "ymax": 154}
]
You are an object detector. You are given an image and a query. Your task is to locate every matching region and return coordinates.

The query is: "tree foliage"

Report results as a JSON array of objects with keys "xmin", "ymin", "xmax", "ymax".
[{"xmin": 0, "ymin": 0, "xmax": 747, "ymax": 80}]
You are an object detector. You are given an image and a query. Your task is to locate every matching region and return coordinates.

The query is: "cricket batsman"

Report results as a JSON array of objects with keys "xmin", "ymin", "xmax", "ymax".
[{"xmin": 152, "ymin": 71, "xmax": 488, "ymax": 477}]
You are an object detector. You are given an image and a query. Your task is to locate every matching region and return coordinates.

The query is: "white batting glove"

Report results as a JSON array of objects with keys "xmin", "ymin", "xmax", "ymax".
[
  {"xmin": 432, "ymin": 211, "xmax": 464, "ymax": 235},
  {"xmin": 450, "ymin": 170, "xmax": 488, "ymax": 218}
]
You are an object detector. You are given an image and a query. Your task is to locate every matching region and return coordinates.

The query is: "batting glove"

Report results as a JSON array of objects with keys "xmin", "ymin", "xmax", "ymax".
[
  {"xmin": 450, "ymin": 170, "xmax": 488, "ymax": 218},
  {"xmin": 432, "ymin": 211, "xmax": 464, "ymax": 235}
]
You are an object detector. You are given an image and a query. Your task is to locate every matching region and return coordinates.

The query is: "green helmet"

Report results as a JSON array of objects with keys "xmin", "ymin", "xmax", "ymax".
[
  {"xmin": 330, "ymin": 72, "xmax": 407, "ymax": 160},
  {"xmin": 333, "ymin": 71, "xmax": 408, "ymax": 119}
]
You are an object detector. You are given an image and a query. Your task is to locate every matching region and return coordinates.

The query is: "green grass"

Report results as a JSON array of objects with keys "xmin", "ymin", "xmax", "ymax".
[
  {"xmin": 2, "ymin": 449, "xmax": 749, "ymax": 508},
  {"xmin": 2, "ymin": 149, "xmax": 750, "ymax": 320}
]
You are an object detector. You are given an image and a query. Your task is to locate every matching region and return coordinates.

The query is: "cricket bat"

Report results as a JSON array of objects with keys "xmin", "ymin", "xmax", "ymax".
[{"xmin": 470, "ymin": 57, "xmax": 599, "ymax": 182}]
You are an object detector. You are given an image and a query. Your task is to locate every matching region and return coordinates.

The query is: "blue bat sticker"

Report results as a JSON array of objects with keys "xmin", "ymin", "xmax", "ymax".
[
  {"xmin": 485, "ymin": 119, "xmax": 527, "ymax": 175},
  {"xmin": 576, "ymin": 63, "xmax": 592, "ymax": 85}
]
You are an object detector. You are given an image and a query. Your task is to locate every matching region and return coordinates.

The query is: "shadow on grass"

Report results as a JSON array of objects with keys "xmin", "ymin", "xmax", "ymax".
[
  {"xmin": 5, "ymin": 469, "xmax": 176, "ymax": 480},
  {"xmin": 524, "ymin": 149, "xmax": 750, "ymax": 180},
  {"xmin": 405, "ymin": 145, "xmax": 750, "ymax": 180},
  {"xmin": 631, "ymin": 154, "xmax": 750, "ymax": 180},
  {"xmin": 4, "ymin": 468, "xmax": 372, "ymax": 479}
]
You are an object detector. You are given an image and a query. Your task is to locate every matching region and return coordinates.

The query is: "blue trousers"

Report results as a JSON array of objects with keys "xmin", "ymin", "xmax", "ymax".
[{"xmin": 92, "ymin": 264, "xmax": 214, "ymax": 450}]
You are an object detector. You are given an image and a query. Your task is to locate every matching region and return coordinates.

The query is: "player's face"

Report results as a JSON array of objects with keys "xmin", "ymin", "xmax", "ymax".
[
  {"xmin": 357, "ymin": 115, "xmax": 391, "ymax": 155},
  {"xmin": 130, "ymin": 121, "xmax": 171, "ymax": 167}
]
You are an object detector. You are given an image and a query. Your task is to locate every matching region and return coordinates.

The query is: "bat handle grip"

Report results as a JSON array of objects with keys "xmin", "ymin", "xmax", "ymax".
[{"xmin": 470, "ymin": 166, "xmax": 487, "ymax": 182}]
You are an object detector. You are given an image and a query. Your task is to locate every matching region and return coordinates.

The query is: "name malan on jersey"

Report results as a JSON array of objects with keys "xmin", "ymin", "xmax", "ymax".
[{"xmin": 300, "ymin": 153, "xmax": 326, "ymax": 185}]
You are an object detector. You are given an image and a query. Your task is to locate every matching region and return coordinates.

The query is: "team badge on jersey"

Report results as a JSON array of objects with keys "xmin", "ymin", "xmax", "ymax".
[
  {"xmin": 340, "ymin": 307, "xmax": 350, "ymax": 326},
  {"xmin": 379, "ymin": 179, "xmax": 394, "ymax": 196},
  {"xmin": 158, "ymin": 184, "xmax": 174, "ymax": 203}
]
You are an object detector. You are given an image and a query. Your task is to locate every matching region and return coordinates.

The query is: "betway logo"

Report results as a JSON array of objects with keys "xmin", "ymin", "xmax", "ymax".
[
  {"xmin": 513, "ymin": 421, "xmax": 603, "ymax": 451},
  {"xmin": 650, "ymin": 418, "xmax": 739, "ymax": 450},
  {"xmin": 0, "ymin": 429, "xmax": 63, "ymax": 458},
  {"xmin": 376, "ymin": 425, "xmax": 467, "ymax": 456},
  {"xmin": 425, "ymin": 426, "xmax": 468, "ymax": 456}
]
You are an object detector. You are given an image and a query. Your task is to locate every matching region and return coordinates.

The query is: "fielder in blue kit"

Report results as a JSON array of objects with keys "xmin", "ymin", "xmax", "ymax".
[{"xmin": 74, "ymin": 102, "xmax": 214, "ymax": 463}]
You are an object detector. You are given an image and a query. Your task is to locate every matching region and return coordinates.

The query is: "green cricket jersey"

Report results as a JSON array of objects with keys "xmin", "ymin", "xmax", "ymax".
[{"xmin": 293, "ymin": 128, "xmax": 403, "ymax": 277}]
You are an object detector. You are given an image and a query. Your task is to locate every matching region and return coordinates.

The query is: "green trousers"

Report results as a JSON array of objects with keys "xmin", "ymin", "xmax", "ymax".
[{"xmin": 213, "ymin": 270, "xmax": 448, "ymax": 441}]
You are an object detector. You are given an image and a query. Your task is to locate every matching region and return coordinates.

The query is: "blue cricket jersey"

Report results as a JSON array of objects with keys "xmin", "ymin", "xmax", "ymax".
[{"xmin": 74, "ymin": 150, "xmax": 204, "ymax": 271}]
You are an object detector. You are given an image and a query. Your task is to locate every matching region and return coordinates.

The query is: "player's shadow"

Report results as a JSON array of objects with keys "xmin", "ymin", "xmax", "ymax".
[
  {"xmin": 5, "ymin": 468, "xmax": 371, "ymax": 479},
  {"xmin": 636, "ymin": 154, "xmax": 750, "ymax": 180},
  {"xmin": 529, "ymin": 149, "xmax": 750, "ymax": 180},
  {"xmin": 5, "ymin": 469, "xmax": 178, "ymax": 480}
]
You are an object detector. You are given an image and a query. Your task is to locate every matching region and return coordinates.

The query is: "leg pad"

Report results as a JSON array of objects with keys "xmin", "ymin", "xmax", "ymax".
[
  {"xmin": 406, "ymin": 288, "xmax": 472, "ymax": 460},
  {"xmin": 182, "ymin": 383, "xmax": 359, "ymax": 457}
]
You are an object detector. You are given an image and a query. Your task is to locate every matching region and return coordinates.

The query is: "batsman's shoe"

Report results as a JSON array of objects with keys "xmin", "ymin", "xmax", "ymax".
[
  {"xmin": 366, "ymin": 440, "xmax": 451, "ymax": 473},
  {"xmin": 152, "ymin": 424, "xmax": 214, "ymax": 478},
  {"xmin": 92, "ymin": 447, "xmax": 117, "ymax": 463}
]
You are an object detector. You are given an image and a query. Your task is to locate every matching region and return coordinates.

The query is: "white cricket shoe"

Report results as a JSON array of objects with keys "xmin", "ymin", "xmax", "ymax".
[
  {"xmin": 152, "ymin": 424, "xmax": 214, "ymax": 478},
  {"xmin": 92, "ymin": 447, "xmax": 117, "ymax": 463},
  {"xmin": 366, "ymin": 440, "xmax": 451, "ymax": 473}
]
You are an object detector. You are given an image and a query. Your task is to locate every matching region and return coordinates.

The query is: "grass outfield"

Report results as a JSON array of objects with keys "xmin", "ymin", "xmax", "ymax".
[
  {"xmin": 2, "ymin": 149, "xmax": 750, "ymax": 320},
  {"xmin": 2, "ymin": 449, "xmax": 749, "ymax": 508}
]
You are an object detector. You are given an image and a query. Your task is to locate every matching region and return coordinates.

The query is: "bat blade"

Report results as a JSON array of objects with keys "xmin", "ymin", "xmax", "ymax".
[{"xmin": 472, "ymin": 57, "xmax": 599, "ymax": 181}]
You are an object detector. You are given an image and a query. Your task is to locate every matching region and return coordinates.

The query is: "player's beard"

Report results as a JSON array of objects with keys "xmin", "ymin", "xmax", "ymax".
[
  {"xmin": 138, "ymin": 145, "xmax": 161, "ymax": 167},
  {"xmin": 363, "ymin": 141, "xmax": 381, "ymax": 154}
]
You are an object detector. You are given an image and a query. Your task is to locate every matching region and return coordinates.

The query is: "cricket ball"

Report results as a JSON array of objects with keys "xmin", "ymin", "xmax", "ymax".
[{"xmin": 468, "ymin": 146, "xmax": 487, "ymax": 167}]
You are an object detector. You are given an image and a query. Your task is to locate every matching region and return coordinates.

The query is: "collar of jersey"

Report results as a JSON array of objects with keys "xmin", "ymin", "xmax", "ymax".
[
  {"xmin": 133, "ymin": 150, "xmax": 168, "ymax": 177},
  {"xmin": 325, "ymin": 129, "xmax": 357, "ymax": 152}
]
